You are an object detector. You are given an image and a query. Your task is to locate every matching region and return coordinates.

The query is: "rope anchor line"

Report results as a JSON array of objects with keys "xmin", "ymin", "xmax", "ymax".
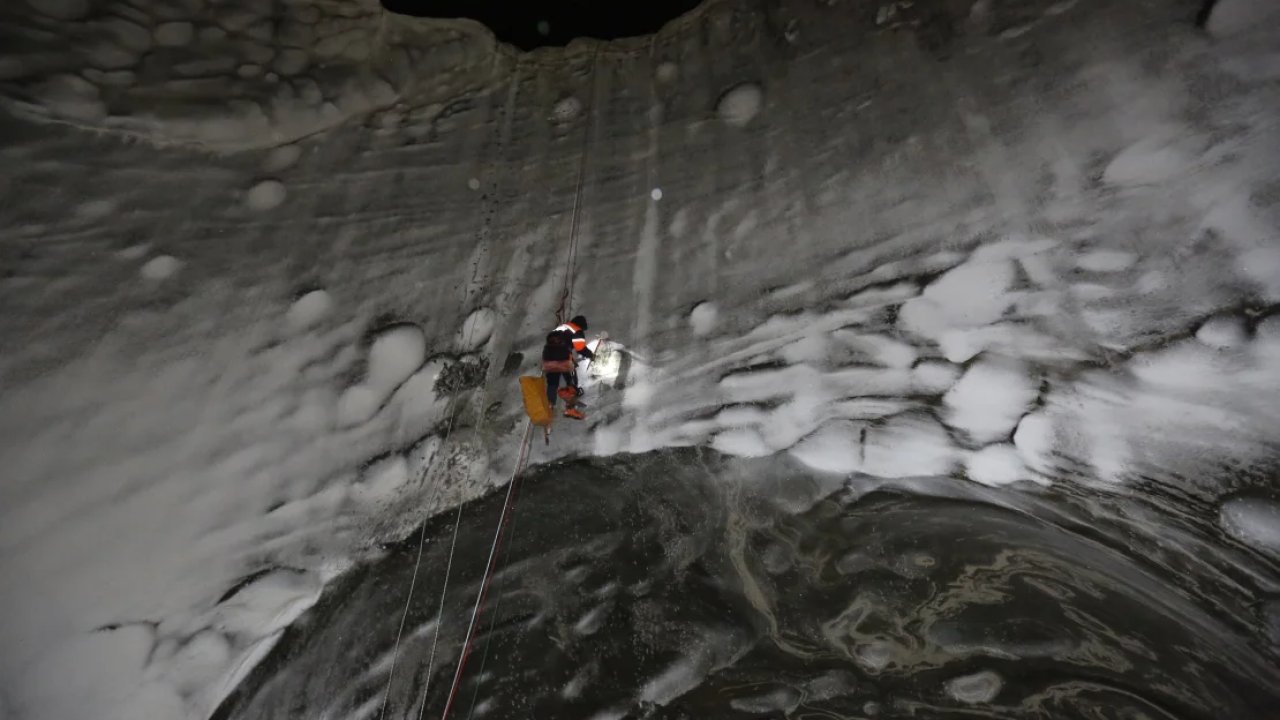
[
  {"xmin": 441, "ymin": 47, "xmax": 599, "ymax": 720},
  {"xmin": 376, "ymin": 46, "xmax": 600, "ymax": 720}
]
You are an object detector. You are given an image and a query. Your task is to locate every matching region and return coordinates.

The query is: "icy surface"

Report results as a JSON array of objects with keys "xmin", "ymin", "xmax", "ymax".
[
  {"xmin": 246, "ymin": 180, "xmax": 287, "ymax": 211},
  {"xmin": 688, "ymin": 301, "xmax": 718, "ymax": 336},
  {"xmin": 944, "ymin": 356, "xmax": 1038, "ymax": 444},
  {"xmin": 140, "ymin": 255, "xmax": 182, "ymax": 280},
  {"xmin": 285, "ymin": 290, "xmax": 334, "ymax": 331},
  {"xmin": 1196, "ymin": 313, "xmax": 1248, "ymax": 349},
  {"xmin": 945, "ymin": 670, "xmax": 1004, "ymax": 704},
  {"xmin": 965, "ymin": 444, "xmax": 1027, "ymax": 487},
  {"xmin": 717, "ymin": 82, "xmax": 764, "ymax": 127},
  {"xmin": 1, "ymin": 0, "xmax": 1279, "ymax": 718},
  {"xmin": 1204, "ymin": 0, "xmax": 1280, "ymax": 37},
  {"xmin": 1220, "ymin": 496, "xmax": 1280, "ymax": 556}
]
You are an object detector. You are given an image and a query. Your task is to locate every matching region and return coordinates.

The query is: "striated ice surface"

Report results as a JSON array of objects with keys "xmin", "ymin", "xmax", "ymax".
[{"xmin": 1, "ymin": 0, "xmax": 1278, "ymax": 718}]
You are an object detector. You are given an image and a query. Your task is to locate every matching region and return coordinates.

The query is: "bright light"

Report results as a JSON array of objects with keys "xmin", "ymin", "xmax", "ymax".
[
  {"xmin": 582, "ymin": 339, "xmax": 623, "ymax": 386},
  {"xmin": 650, "ymin": 188, "xmax": 663, "ymax": 201}
]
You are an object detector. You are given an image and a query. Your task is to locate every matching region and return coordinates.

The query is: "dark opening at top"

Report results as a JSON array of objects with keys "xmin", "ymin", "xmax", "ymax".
[{"xmin": 381, "ymin": 0, "xmax": 707, "ymax": 51}]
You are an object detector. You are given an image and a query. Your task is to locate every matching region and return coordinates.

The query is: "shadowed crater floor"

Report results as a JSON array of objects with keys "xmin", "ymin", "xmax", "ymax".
[{"xmin": 214, "ymin": 448, "xmax": 1280, "ymax": 720}]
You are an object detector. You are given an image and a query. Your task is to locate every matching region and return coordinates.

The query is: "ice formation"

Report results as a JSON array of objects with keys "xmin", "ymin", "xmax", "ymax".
[
  {"xmin": 716, "ymin": 82, "xmax": 764, "ymax": 127},
  {"xmin": 0, "ymin": 0, "xmax": 1278, "ymax": 718},
  {"xmin": 140, "ymin": 254, "xmax": 182, "ymax": 280},
  {"xmin": 285, "ymin": 289, "xmax": 334, "ymax": 331},
  {"xmin": 245, "ymin": 180, "xmax": 287, "ymax": 211},
  {"xmin": 945, "ymin": 670, "xmax": 1004, "ymax": 704}
]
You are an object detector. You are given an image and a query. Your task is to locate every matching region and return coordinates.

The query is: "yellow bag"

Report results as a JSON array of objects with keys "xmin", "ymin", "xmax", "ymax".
[{"xmin": 519, "ymin": 376, "xmax": 553, "ymax": 427}]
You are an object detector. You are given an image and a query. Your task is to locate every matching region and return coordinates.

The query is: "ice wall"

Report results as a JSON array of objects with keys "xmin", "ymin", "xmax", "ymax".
[{"xmin": 1, "ymin": 0, "xmax": 1278, "ymax": 719}]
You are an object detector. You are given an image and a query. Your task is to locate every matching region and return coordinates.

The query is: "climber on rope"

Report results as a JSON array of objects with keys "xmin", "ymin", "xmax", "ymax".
[
  {"xmin": 556, "ymin": 315, "xmax": 595, "ymax": 364},
  {"xmin": 543, "ymin": 315, "xmax": 594, "ymax": 420}
]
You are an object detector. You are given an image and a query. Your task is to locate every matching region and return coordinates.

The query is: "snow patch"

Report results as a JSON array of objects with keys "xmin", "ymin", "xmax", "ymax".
[
  {"xmin": 1204, "ymin": 0, "xmax": 1280, "ymax": 37},
  {"xmin": 717, "ymin": 83, "xmax": 763, "ymax": 127},
  {"xmin": 1238, "ymin": 246, "xmax": 1280, "ymax": 301},
  {"xmin": 710, "ymin": 427, "xmax": 772, "ymax": 458},
  {"xmin": 853, "ymin": 640, "xmax": 894, "ymax": 672},
  {"xmin": 285, "ymin": 290, "xmax": 333, "ymax": 332},
  {"xmin": 638, "ymin": 657, "xmax": 702, "ymax": 706},
  {"xmin": 965, "ymin": 444, "xmax": 1026, "ymax": 486},
  {"xmin": 789, "ymin": 415, "xmax": 955, "ymax": 478},
  {"xmin": 458, "ymin": 307, "xmax": 496, "ymax": 351},
  {"xmin": 689, "ymin": 302, "xmax": 719, "ymax": 336},
  {"xmin": 729, "ymin": 687, "xmax": 801, "ymax": 714},
  {"xmin": 246, "ymin": 180, "xmax": 287, "ymax": 211},
  {"xmin": 1103, "ymin": 137, "xmax": 1193, "ymax": 186},
  {"xmin": 116, "ymin": 244, "xmax": 150, "ymax": 261},
  {"xmin": 899, "ymin": 257, "xmax": 1014, "ymax": 340},
  {"xmin": 140, "ymin": 255, "xmax": 182, "ymax": 281},
  {"xmin": 943, "ymin": 356, "xmax": 1038, "ymax": 443},
  {"xmin": 213, "ymin": 570, "xmax": 322, "ymax": 636},
  {"xmin": 551, "ymin": 96, "xmax": 582, "ymax": 122},
  {"xmin": 337, "ymin": 325, "xmax": 426, "ymax": 427},
  {"xmin": 1195, "ymin": 313, "xmax": 1248, "ymax": 349},
  {"xmin": 1012, "ymin": 411, "xmax": 1055, "ymax": 473},
  {"xmin": 861, "ymin": 415, "xmax": 956, "ymax": 477},
  {"xmin": 23, "ymin": 625, "xmax": 185, "ymax": 720},
  {"xmin": 945, "ymin": 670, "xmax": 1003, "ymax": 703},
  {"xmin": 788, "ymin": 420, "xmax": 861, "ymax": 474},
  {"xmin": 1220, "ymin": 496, "xmax": 1280, "ymax": 556},
  {"xmin": 262, "ymin": 145, "xmax": 303, "ymax": 173},
  {"xmin": 912, "ymin": 360, "xmax": 961, "ymax": 393},
  {"xmin": 1076, "ymin": 249, "xmax": 1137, "ymax": 272},
  {"xmin": 334, "ymin": 384, "xmax": 376, "ymax": 427},
  {"xmin": 75, "ymin": 199, "xmax": 117, "ymax": 220},
  {"xmin": 167, "ymin": 631, "xmax": 231, "ymax": 696},
  {"xmin": 572, "ymin": 604, "xmax": 609, "ymax": 636},
  {"xmin": 353, "ymin": 455, "xmax": 411, "ymax": 506},
  {"xmin": 367, "ymin": 324, "xmax": 427, "ymax": 393}
]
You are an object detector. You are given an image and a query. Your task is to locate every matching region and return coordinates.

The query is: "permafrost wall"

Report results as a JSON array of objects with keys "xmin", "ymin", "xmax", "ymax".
[{"xmin": 1, "ymin": 0, "xmax": 1279, "ymax": 718}]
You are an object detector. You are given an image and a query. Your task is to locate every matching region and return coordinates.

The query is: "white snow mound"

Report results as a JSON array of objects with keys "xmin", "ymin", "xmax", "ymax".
[
  {"xmin": 1220, "ymin": 496, "xmax": 1280, "ymax": 556},
  {"xmin": 943, "ymin": 356, "xmax": 1038, "ymax": 443},
  {"xmin": 286, "ymin": 290, "xmax": 334, "ymax": 331},
  {"xmin": 717, "ymin": 83, "xmax": 763, "ymax": 127},
  {"xmin": 246, "ymin": 180, "xmax": 288, "ymax": 211},
  {"xmin": 140, "ymin": 255, "xmax": 182, "ymax": 280}
]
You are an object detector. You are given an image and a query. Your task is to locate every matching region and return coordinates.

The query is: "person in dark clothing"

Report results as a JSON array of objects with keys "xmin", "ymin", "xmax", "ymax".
[
  {"xmin": 554, "ymin": 316, "xmax": 595, "ymax": 363},
  {"xmin": 542, "ymin": 328, "xmax": 585, "ymax": 419}
]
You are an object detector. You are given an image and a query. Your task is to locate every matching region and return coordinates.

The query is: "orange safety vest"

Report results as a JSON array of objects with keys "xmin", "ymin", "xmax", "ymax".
[{"xmin": 554, "ymin": 322, "xmax": 589, "ymax": 354}]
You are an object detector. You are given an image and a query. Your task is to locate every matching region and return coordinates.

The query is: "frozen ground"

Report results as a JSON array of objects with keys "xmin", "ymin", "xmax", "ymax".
[
  {"xmin": 215, "ymin": 451, "xmax": 1280, "ymax": 720},
  {"xmin": 1, "ymin": 0, "xmax": 1279, "ymax": 719}
]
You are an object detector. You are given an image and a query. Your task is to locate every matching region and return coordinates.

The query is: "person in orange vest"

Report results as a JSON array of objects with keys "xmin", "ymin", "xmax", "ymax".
[
  {"xmin": 542, "ymin": 315, "xmax": 594, "ymax": 420},
  {"xmin": 555, "ymin": 315, "xmax": 595, "ymax": 363}
]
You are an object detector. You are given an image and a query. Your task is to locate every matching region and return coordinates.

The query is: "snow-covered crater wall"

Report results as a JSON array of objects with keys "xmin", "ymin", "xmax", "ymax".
[{"xmin": 2, "ymin": 0, "xmax": 1279, "ymax": 719}]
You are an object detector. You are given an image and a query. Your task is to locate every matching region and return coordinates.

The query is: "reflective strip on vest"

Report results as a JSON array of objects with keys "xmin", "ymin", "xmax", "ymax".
[{"xmin": 555, "ymin": 323, "xmax": 587, "ymax": 351}]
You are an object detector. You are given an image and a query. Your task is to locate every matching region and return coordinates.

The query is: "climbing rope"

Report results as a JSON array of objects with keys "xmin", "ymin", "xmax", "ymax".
[
  {"xmin": 555, "ymin": 47, "xmax": 600, "ymax": 324},
  {"xmin": 439, "ymin": 48, "xmax": 600, "ymax": 720},
  {"xmin": 375, "ymin": 53, "xmax": 526, "ymax": 720},
  {"xmin": 438, "ymin": 421, "xmax": 534, "ymax": 720},
  {"xmin": 379, "ymin": 45, "xmax": 599, "ymax": 720}
]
